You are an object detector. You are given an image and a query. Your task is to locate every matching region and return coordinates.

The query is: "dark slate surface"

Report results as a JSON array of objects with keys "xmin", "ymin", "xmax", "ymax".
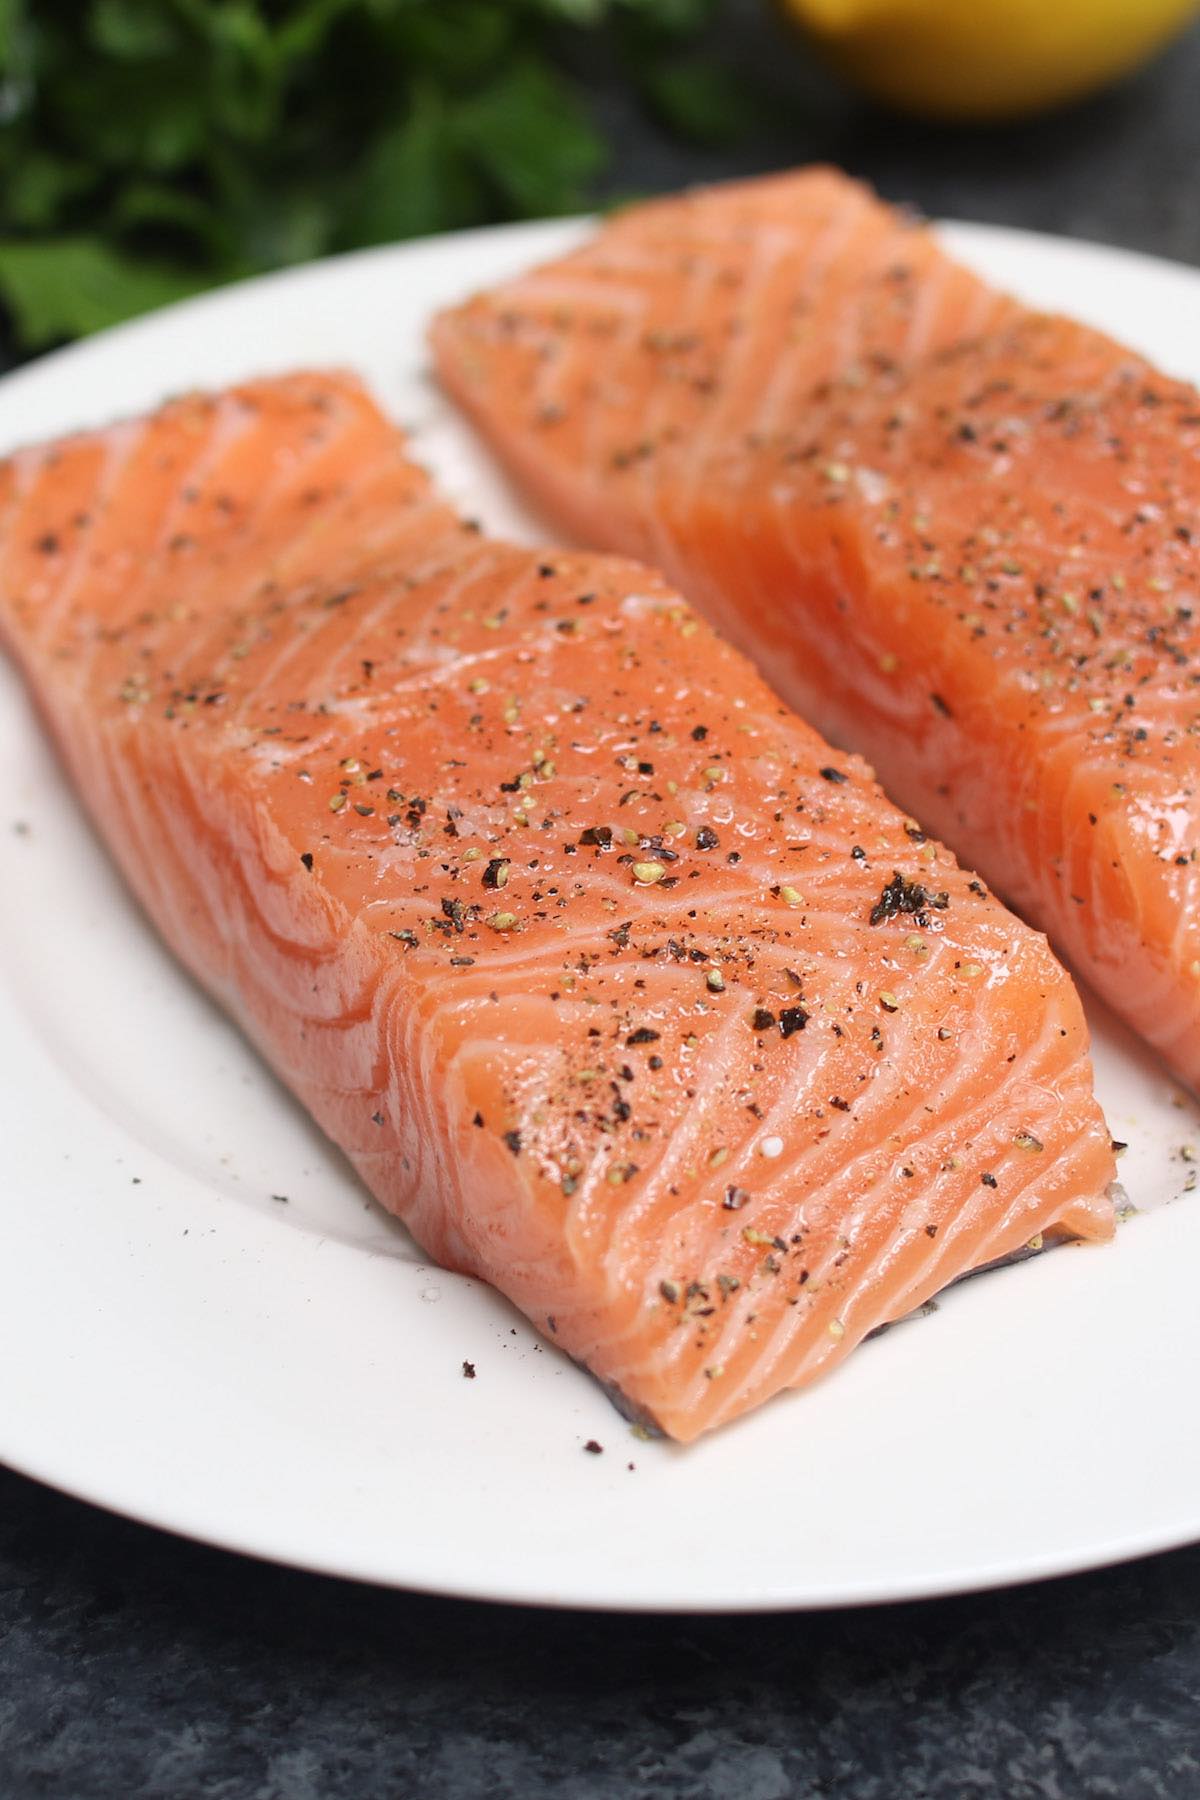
[
  {"xmin": 595, "ymin": 5, "xmax": 1200, "ymax": 266},
  {"xmin": 3, "ymin": 1464, "xmax": 1200, "ymax": 1800},
  {"xmin": 5, "ymin": 14, "xmax": 1200, "ymax": 1797}
]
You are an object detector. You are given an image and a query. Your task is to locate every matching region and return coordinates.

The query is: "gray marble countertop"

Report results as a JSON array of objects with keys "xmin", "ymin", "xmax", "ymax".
[{"xmin": 5, "ymin": 13, "xmax": 1200, "ymax": 1798}]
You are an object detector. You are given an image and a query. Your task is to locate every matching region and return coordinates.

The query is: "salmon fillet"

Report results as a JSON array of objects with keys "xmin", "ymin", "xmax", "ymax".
[
  {"xmin": 431, "ymin": 167, "xmax": 1200, "ymax": 1091},
  {"xmin": 0, "ymin": 370, "xmax": 1113, "ymax": 1441}
]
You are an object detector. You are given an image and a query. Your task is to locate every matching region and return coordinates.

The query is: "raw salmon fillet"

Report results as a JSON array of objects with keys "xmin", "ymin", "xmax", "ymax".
[
  {"xmin": 432, "ymin": 167, "xmax": 1200, "ymax": 1090},
  {"xmin": 0, "ymin": 370, "xmax": 1114, "ymax": 1441}
]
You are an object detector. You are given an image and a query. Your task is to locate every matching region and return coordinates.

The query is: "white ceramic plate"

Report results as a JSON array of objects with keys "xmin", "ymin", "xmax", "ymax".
[{"xmin": 3, "ymin": 217, "xmax": 1200, "ymax": 1612}]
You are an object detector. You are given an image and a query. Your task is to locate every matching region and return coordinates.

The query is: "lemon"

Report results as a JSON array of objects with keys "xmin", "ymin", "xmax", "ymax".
[{"xmin": 781, "ymin": 0, "xmax": 1200, "ymax": 121}]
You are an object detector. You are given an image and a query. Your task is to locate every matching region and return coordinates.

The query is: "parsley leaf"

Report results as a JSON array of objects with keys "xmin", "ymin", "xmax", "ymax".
[
  {"xmin": 456, "ymin": 58, "xmax": 606, "ymax": 215},
  {"xmin": 0, "ymin": 236, "xmax": 209, "ymax": 348},
  {"xmin": 0, "ymin": 0, "xmax": 753, "ymax": 354}
]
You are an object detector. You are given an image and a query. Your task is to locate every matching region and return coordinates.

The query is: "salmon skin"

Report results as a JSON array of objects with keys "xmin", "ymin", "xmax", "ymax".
[
  {"xmin": 0, "ymin": 370, "xmax": 1113, "ymax": 1441},
  {"xmin": 432, "ymin": 167, "xmax": 1200, "ymax": 1093}
]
